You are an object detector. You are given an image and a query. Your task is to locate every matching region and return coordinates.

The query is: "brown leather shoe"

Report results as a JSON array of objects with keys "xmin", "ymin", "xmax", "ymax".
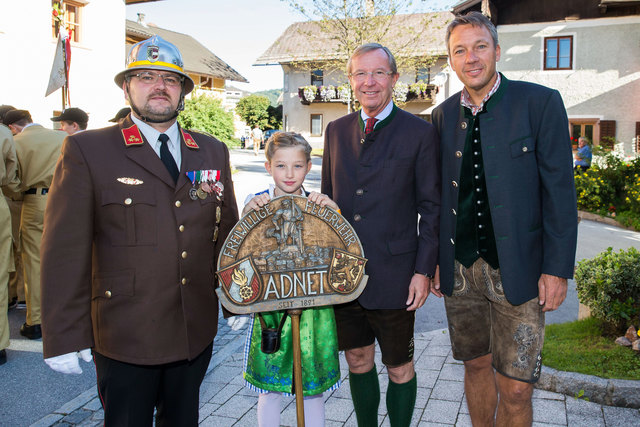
[{"xmin": 20, "ymin": 323, "xmax": 42, "ymax": 340}]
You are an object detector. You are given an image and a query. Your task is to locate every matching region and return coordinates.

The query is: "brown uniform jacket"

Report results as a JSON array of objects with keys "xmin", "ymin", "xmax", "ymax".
[{"xmin": 41, "ymin": 117, "xmax": 239, "ymax": 364}]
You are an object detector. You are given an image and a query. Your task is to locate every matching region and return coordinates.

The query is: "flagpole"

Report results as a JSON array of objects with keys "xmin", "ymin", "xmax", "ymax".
[{"xmin": 62, "ymin": 32, "xmax": 68, "ymax": 109}]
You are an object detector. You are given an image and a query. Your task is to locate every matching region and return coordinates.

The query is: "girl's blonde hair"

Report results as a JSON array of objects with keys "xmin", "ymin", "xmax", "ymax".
[{"xmin": 265, "ymin": 131, "xmax": 312, "ymax": 162}]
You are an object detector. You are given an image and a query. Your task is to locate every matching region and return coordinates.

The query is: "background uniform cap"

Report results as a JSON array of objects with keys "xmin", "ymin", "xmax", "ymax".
[
  {"xmin": 109, "ymin": 107, "xmax": 131, "ymax": 123},
  {"xmin": 3, "ymin": 109, "xmax": 31, "ymax": 126},
  {"xmin": 114, "ymin": 35, "xmax": 194, "ymax": 94},
  {"xmin": 51, "ymin": 107, "xmax": 88, "ymax": 124}
]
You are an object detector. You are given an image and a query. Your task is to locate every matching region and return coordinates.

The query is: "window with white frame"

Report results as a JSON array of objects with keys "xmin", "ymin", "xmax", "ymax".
[{"xmin": 310, "ymin": 114, "xmax": 323, "ymax": 136}]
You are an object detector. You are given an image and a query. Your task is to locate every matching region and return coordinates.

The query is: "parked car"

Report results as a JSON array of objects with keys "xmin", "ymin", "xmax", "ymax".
[{"xmin": 262, "ymin": 129, "xmax": 282, "ymax": 147}]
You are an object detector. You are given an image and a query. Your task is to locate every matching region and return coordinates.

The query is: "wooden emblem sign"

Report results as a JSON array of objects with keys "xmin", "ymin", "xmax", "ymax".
[{"xmin": 216, "ymin": 195, "xmax": 368, "ymax": 314}]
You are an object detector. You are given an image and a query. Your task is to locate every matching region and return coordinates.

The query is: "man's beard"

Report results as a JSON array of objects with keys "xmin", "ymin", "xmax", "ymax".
[{"xmin": 130, "ymin": 90, "xmax": 180, "ymax": 123}]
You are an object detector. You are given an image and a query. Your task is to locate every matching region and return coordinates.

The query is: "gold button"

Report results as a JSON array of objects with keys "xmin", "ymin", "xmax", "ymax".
[
  {"xmin": 181, "ymin": 251, "xmax": 188, "ymax": 259},
  {"xmin": 455, "ymin": 151, "xmax": 462, "ymax": 158},
  {"xmin": 124, "ymin": 198, "xmax": 132, "ymax": 205},
  {"xmin": 354, "ymin": 214, "xmax": 362, "ymax": 221},
  {"xmin": 105, "ymin": 290, "xmax": 112, "ymax": 298},
  {"xmin": 452, "ymin": 181, "xmax": 458, "ymax": 188},
  {"xmin": 461, "ymin": 122, "xmax": 468, "ymax": 129},
  {"xmin": 179, "ymin": 225, "xmax": 185, "ymax": 232},
  {"xmin": 175, "ymin": 200, "xmax": 182, "ymax": 208},
  {"xmin": 213, "ymin": 226, "xmax": 219, "ymax": 242},
  {"xmin": 522, "ymin": 147, "xmax": 528, "ymax": 152},
  {"xmin": 181, "ymin": 278, "xmax": 187, "ymax": 285}
]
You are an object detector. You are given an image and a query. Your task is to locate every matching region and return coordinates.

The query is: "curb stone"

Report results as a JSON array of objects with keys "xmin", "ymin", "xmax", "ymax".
[{"xmin": 537, "ymin": 366, "xmax": 640, "ymax": 409}]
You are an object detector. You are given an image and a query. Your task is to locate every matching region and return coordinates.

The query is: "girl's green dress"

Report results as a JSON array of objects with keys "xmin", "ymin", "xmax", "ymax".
[{"xmin": 243, "ymin": 307, "xmax": 341, "ymax": 396}]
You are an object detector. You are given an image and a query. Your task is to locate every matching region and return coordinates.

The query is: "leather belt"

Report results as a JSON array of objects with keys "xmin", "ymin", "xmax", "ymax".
[{"xmin": 24, "ymin": 187, "xmax": 49, "ymax": 195}]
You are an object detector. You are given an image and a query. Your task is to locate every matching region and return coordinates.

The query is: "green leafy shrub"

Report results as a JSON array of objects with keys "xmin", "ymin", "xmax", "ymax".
[
  {"xmin": 574, "ymin": 167, "xmax": 615, "ymax": 211},
  {"xmin": 575, "ymin": 247, "xmax": 640, "ymax": 333},
  {"xmin": 625, "ymin": 172, "xmax": 640, "ymax": 215},
  {"xmin": 178, "ymin": 95, "xmax": 238, "ymax": 148}
]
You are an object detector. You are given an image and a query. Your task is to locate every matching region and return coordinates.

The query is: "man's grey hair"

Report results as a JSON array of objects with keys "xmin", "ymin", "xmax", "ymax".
[
  {"xmin": 445, "ymin": 11, "xmax": 499, "ymax": 54},
  {"xmin": 347, "ymin": 43, "xmax": 398, "ymax": 75}
]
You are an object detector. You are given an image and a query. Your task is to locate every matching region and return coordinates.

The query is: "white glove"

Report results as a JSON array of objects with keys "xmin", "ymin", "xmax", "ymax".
[
  {"xmin": 227, "ymin": 316, "xmax": 249, "ymax": 331},
  {"xmin": 45, "ymin": 348, "xmax": 92, "ymax": 375}
]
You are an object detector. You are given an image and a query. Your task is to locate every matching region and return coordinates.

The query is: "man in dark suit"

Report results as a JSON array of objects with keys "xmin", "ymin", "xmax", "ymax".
[
  {"xmin": 431, "ymin": 12, "xmax": 578, "ymax": 426},
  {"xmin": 40, "ymin": 36, "xmax": 239, "ymax": 426},
  {"xmin": 322, "ymin": 43, "xmax": 440, "ymax": 426}
]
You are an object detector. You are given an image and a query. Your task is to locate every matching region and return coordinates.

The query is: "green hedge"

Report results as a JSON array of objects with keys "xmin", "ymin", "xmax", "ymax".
[
  {"xmin": 575, "ymin": 149, "xmax": 640, "ymax": 229},
  {"xmin": 575, "ymin": 247, "xmax": 640, "ymax": 333}
]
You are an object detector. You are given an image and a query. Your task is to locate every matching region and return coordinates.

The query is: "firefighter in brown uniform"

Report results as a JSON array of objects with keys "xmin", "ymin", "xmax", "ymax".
[
  {"xmin": 4, "ymin": 109, "xmax": 65, "ymax": 340},
  {"xmin": 0, "ymin": 122, "xmax": 20, "ymax": 364},
  {"xmin": 40, "ymin": 36, "xmax": 239, "ymax": 425}
]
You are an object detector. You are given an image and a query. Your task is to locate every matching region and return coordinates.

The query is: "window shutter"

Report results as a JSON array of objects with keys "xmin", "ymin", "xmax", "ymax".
[{"xmin": 600, "ymin": 120, "xmax": 616, "ymax": 149}]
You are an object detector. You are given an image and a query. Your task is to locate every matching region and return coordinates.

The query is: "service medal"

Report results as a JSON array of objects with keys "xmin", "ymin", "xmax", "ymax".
[
  {"xmin": 214, "ymin": 181, "xmax": 224, "ymax": 197},
  {"xmin": 189, "ymin": 187, "xmax": 198, "ymax": 200},
  {"xmin": 196, "ymin": 188, "xmax": 208, "ymax": 199},
  {"xmin": 200, "ymin": 181, "xmax": 212, "ymax": 194}
]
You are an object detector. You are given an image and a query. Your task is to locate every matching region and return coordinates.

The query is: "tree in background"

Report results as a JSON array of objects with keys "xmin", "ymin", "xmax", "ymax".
[
  {"xmin": 283, "ymin": 0, "xmax": 447, "ymax": 72},
  {"xmin": 178, "ymin": 95, "xmax": 237, "ymax": 147},
  {"xmin": 267, "ymin": 104, "xmax": 283, "ymax": 130},
  {"xmin": 282, "ymin": 0, "xmax": 451, "ymax": 110},
  {"xmin": 254, "ymin": 89, "xmax": 283, "ymax": 107},
  {"xmin": 236, "ymin": 95, "xmax": 271, "ymax": 129}
]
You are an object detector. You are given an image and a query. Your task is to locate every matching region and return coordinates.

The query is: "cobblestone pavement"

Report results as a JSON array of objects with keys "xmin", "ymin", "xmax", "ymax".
[{"xmin": 30, "ymin": 315, "xmax": 640, "ymax": 427}]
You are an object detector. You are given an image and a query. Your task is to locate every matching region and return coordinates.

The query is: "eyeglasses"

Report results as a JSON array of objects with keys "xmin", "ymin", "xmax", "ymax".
[
  {"xmin": 349, "ymin": 70, "xmax": 395, "ymax": 82},
  {"xmin": 129, "ymin": 71, "xmax": 183, "ymax": 87}
]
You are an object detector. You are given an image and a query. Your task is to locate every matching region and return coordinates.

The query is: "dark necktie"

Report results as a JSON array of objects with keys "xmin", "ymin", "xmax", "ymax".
[
  {"xmin": 158, "ymin": 133, "xmax": 179, "ymax": 183},
  {"xmin": 365, "ymin": 117, "xmax": 378, "ymax": 134}
]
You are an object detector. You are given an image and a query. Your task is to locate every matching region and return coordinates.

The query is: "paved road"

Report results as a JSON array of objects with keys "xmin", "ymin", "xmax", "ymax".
[{"xmin": 1, "ymin": 148, "xmax": 639, "ymax": 426}]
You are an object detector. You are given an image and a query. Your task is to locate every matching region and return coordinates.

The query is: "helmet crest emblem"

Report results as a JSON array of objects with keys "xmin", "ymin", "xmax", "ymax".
[{"xmin": 147, "ymin": 45, "xmax": 159, "ymax": 62}]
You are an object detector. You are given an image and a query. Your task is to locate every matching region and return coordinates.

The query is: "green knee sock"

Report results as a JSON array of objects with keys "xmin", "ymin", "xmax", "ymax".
[
  {"xmin": 386, "ymin": 374, "xmax": 417, "ymax": 427},
  {"xmin": 349, "ymin": 366, "xmax": 380, "ymax": 427}
]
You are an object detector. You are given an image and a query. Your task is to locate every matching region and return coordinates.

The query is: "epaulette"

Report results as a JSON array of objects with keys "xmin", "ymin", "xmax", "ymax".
[
  {"xmin": 121, "ymin": 124, "xmax": 144, "ymax": 146},
  {"xmin": 180, "ymin": 128, "xmax": 199, "ymax": 149}
]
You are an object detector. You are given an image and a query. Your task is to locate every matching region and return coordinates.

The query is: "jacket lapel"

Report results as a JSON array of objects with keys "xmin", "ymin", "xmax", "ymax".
[
  {"xmin": 119, "ymin": 118, "xmax": 203, "ymax": 191},
  {"xmin": 120, "ymin": 117, "xmax": 175, "ymax": 188},
  {"xmin": 177, "ymin": 126, "xmax": 205, "ymax": 189}
]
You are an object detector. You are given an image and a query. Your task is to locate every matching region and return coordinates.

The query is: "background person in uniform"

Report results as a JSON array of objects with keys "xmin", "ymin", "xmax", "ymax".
[
  {"xmin": 50, "ymin": 107, "xmax": 89, "ymax": 135},
  {"xmin": 252, "ymin": 124, "xmax": 263, "ymax": 156},
  {"xmin": 3, "ymin": 109, "xmax": 65, "ymax": 341},
  {"xmin": 40, "ymin": 35, "xmax": 239, "ymax": 426},
  {"xmin": 321, "ymin": 43, "xmax": 440, "ymax": 426},
  {"xmin": 108, "ymin": 107, "xmax": 131, "ymax": 125},
  {"xmin": 431, "ymin": 12, "xmax": 578, "ymax": 426},
  {"xmin": 0, "ymin": 115, "xmax": 20, "ymax": 365},
  {"xmin": 0, "ymin": 105, "xmax": 24, "ymax": 311}
]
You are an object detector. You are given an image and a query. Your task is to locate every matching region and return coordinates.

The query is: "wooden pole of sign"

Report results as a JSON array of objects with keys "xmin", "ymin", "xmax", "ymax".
[{"xmin": 289, "ymin": 309, "xmax": 305, "ymax": 427}]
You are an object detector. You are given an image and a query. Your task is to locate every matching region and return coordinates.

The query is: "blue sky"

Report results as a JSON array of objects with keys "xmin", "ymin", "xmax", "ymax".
[{"xmin": 125, "ymin": 0, "xmax": 458, "ymax": 92}]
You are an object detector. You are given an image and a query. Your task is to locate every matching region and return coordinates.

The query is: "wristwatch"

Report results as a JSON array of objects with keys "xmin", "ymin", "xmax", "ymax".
[{"xmin": 415, "ymin": 270, "xmax": 434, "ymax": 279}]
